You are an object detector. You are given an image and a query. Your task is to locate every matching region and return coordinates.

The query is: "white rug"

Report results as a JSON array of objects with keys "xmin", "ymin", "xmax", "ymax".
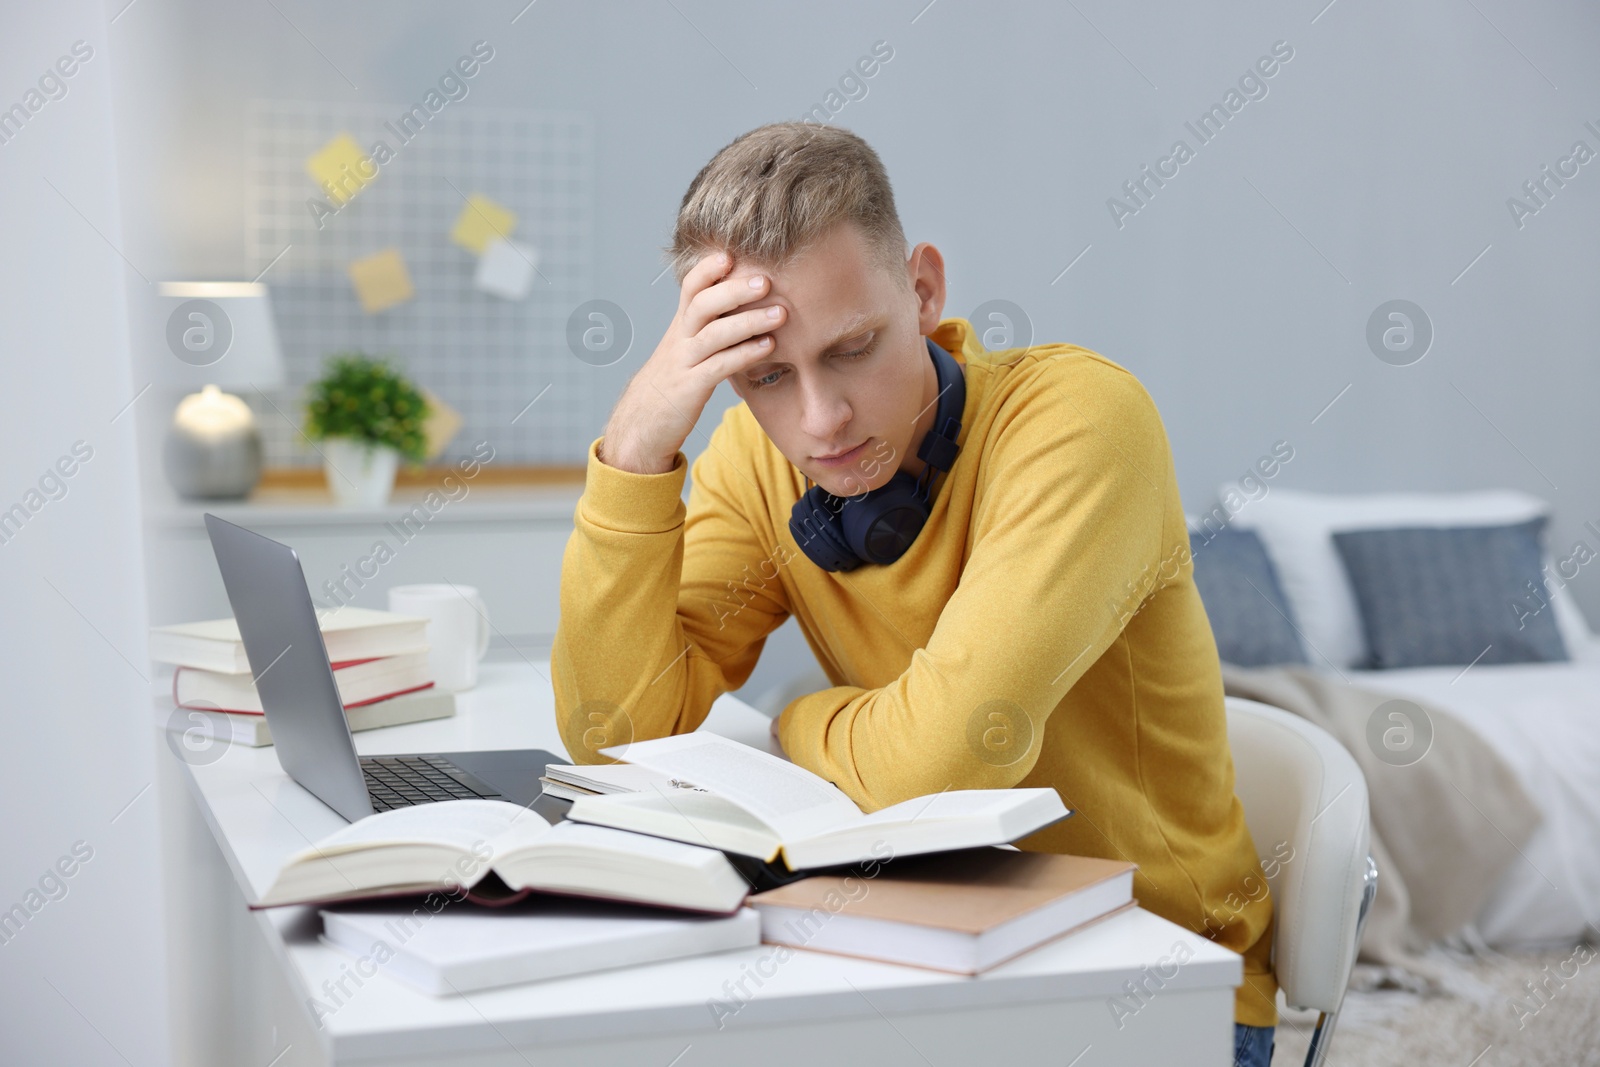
[{"xmin": 1271, "ymin": 945, "xmax": 1600, "ymax": 1066}]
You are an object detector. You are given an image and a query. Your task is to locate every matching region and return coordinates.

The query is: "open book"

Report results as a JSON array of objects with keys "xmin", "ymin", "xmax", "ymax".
[
  {"xmin": 254, "ymin": 799, "xmax": 749, "ymax": 914},
  {"xmin": 564, "ymin": 734, "xmax": 1072, "ymax": 871},
  {"xmin": 538, "ymin": 762, "xmax": 708, "ymax": 802}
]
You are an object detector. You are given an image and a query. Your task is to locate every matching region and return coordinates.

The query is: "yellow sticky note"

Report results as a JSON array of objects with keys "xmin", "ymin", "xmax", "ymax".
[
  {"xmin": 450, "ymin": 195, "xmax": 517, "ymax": 254},
  {"xmin": 306, "ymin": 133, "xmax": 373, "ymax": 205},
  {"xmin": 419, "ymin": 387, "xmax": 461, "ymax": 460},
  {"xmin": 347, "ymin": 248, "xmax": 414, "ymax": 314}
]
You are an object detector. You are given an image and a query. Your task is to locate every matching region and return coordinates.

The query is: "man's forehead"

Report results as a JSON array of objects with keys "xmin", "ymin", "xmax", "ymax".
[
  {"xmin": 771, "ymin": 306, "xmax": 880, "ymax": 356},
  {"xmin": 741, "ymin": 306, "xmax": 879, "ymax": 375},
  {"xmin": 817, "ymin": 308, "xmax": 874, "ymax": 347},
  {"xmin": 729, "ymin": 257, "xmax": 875, "ymax": 329}
]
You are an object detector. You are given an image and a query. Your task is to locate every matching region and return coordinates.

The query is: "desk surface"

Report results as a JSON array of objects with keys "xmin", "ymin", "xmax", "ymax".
[{"xmin": 171, "ymin": 660, "xmax": 1242, "ymax": 1063}]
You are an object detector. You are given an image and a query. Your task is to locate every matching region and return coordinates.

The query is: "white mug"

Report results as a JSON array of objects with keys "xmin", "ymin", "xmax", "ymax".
[{"xmin": 386, "ymin": 583, "xmax": 491, "ymax": 692}]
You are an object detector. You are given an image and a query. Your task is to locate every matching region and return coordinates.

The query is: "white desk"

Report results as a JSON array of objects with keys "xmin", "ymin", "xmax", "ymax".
[{"xmin": 160, "ymin": 660, "xmax": 1241, "ymax": 1066}]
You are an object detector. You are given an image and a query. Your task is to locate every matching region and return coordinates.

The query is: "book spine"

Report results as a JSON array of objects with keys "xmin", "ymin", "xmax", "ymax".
[{"xmin": 343, "ymin": 681, "xmax": 437, "ymax": 709}]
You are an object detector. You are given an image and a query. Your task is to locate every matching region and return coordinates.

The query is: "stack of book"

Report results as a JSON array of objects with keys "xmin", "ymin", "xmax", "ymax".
[
  {"xmin": 252, "ymin": 733, "xmax": 1138, "ymax": 995},
  {"xmin": 746, "ymin": 848, "xmax": 1136, "ymax": 975},
  {"xmin": 150, "ymin": 606, "xmax": 455, "ymax": 746},
  {"xmin": 557, "ymin": 733, "xmax": 1134, "ymax": 974}
]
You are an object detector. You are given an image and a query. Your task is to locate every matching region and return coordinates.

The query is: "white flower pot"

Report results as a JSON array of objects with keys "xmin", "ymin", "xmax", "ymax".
[{"xmin": 321, "ymin": 436, "xmax": 401, "ymax": 508}]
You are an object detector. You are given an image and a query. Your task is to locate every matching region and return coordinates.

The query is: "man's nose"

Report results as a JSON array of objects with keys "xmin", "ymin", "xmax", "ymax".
[{"xmin": 797, "ymin": 379, "xmax": 852, "ymax": 441}]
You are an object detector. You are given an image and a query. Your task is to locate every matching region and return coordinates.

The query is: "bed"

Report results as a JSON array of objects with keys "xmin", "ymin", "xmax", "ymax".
[
  {"xmin": 1207, "ymin": 485, "xmax": 1600, "ymax": 952},
  {"xmin": 1343, "ymin": 652, "xmax": 1600, "ymax": 946}
]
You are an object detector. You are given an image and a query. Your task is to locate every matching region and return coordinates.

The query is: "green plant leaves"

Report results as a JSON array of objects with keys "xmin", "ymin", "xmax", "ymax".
[{"xmin": 302, "ymin": 352, "xmax": 430, "ymax": 464}]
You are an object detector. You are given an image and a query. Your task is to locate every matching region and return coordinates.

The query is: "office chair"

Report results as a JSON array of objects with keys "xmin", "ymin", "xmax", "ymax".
[{"xmin": 1225, "ymin": 695, "xmax": 1379, "ymax": 1067}]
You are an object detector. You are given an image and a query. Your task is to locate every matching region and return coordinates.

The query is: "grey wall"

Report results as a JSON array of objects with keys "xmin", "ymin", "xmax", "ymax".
[{"xmin": 111, "ymin": 0, "xmax": 1600, "ymax": 634}]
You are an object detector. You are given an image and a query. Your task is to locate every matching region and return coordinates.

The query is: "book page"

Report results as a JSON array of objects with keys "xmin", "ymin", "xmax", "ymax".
[
  {"xmin": 781, "ymin": 789, "xmax": 1070, "ymax": 870},
  {"xmin": 565, "ymin": 789, "xmax": 782, "ymax": 861},
  {"xmin": 529, "ymin": 819, "xmax": 729, "ymax": 863},
  {"xmin": 313, "ymin": 605, "xmax": 421, "ymax": 632},
  {"xmin": 600, "ymin": 733, "xmax": 860, "ymax": 840},
  {"xmin": 852, "ymin": 789, "xmax": 1036, "ymax": 827},
  {"xmin": 574, "ymin": 789, "xmax": 775, "ymax": 836},
  {"xmin": 292, "ymin": 799, "xmax": 550, "ymax": 862},
  {"xmin": 543, "ymin": 763, "xmax": 694, "ymax": 794}
]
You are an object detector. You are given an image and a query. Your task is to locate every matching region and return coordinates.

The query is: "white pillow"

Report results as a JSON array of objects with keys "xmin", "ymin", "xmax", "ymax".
[{"xmin": 1210, "ymin": 487, "xmax": 1594, "ymax": 668}]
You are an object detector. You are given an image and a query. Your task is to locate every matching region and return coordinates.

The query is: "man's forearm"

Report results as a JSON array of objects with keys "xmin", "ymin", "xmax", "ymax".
[
  {"xmin": 597, "ymin": 432, "xmax": 676, "ymax": 476},
  {"xmin": 553, "ymin": 422, "xmax": 792, "ymax": 767},
  {"xmin": 551, "ymin": 438, "xmax": 698, "ymax": 762}
]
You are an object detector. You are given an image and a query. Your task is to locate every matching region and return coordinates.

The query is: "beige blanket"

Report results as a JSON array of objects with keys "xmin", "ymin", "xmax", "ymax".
[{"xmin": 1219, "ymin": 663, "xmax": 1542, "ymax": 988}]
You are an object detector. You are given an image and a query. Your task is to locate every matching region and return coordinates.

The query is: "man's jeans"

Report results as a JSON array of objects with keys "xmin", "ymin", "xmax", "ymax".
[{"xmin": 1234, "ymin": 1022, "xmax": 1276, "ymax": 1067}]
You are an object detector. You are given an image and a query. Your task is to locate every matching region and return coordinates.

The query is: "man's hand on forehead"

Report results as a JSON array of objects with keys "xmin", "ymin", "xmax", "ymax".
[{"xmin": 596, "ymin": 250, "xmax": 788, "ymax": 475}]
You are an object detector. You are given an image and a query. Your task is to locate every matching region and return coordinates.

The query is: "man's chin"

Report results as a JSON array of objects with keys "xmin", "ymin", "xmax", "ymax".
[
  {"xmin": 811, "ymin": 467, "xmax": 884, "ymax": 499},
  {"xmin": 780, "ymin": 443, "xmax": 889, "ymax": 497}
]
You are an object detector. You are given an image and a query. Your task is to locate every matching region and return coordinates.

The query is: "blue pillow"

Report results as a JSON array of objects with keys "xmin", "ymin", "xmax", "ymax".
[
  {"xmin": 1189, "ymin": 527, "xmax": 1309, "ymax": 667},
  {"xmin": 1331, "ymin": 517, "xmax": 1568, "ymax": 669}
]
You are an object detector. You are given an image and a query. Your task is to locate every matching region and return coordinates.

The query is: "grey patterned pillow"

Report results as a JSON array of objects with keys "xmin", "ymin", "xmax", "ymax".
[
  {"xmin": 1189, "ymin": 527, "xmax": 1309, "ymax": 667},
  {"xmin": 1331, "ymin": 517, "xmax": 1568, "ymax": 669}
]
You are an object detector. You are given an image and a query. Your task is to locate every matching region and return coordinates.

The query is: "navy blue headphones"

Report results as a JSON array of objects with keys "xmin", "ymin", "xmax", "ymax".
[{"xmin": 787, "ymin": 336, "xmax": 966, "ymax": 572}]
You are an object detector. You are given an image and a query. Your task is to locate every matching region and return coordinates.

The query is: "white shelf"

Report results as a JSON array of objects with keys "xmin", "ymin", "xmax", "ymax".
[{"xmin": 145, "ymin": 483, "xmax": 586, "ymax": 530}]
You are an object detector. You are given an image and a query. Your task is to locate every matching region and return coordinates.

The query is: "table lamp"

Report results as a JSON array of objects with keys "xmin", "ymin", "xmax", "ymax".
[{"xmin": 155, "ymin": 282, "xmax": 286, "ymax": 500}]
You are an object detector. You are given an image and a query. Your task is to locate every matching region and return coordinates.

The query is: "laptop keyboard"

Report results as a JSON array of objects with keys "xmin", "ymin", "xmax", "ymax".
[{"xmin": 362, "ymin": 755, "xmax": 503, "ymax": 811}]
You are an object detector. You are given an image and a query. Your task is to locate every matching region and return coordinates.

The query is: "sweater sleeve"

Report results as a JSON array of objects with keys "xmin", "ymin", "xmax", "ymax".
[
  {"xmin": 551, "ymin": 416, "xmax": 792, "ymax": 763},
  {"xmin": 777, "ymin": 365, "xmax": 1175, "ymax": 811}
]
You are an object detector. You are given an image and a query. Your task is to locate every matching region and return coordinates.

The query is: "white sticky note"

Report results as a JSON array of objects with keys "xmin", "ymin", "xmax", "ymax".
[{"xmin": 474, "ymin": 238, "xmax": 538, "ymax": 300}]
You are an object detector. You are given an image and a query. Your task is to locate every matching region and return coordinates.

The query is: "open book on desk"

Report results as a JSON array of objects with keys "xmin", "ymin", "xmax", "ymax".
[
  {"xmin": 539, "ymin": 762, "xmax": 708, "ymax": 802},
  {"xmin": 252, "ymin": 799, "xmax": 749, "ymax": 914},
  {"xmin": 564, "ymin": 733, "xmax": 1072, "ymax": 871}
]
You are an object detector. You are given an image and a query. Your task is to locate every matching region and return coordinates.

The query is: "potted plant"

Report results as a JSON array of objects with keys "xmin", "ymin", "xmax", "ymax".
[{"xmin": 303, "ymin": 353, "xmax": 430, "ymax": 507}]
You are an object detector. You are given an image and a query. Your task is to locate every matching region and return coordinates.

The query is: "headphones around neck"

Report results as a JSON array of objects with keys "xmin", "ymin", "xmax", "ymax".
[{"xmin": 787, "ymin": 336, "xmax": 966, "ymax": 572}]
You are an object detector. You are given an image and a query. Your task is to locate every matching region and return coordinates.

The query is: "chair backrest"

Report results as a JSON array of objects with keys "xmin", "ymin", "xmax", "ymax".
[{"xmin": 1225, "ymin": 696, "xmax": 1371, "ymax": 1013}]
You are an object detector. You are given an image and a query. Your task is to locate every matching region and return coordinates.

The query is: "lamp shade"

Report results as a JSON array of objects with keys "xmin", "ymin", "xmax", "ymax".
[{"xmin": 154, "ymin": 281, "xmax": 285, "ymax": 391}]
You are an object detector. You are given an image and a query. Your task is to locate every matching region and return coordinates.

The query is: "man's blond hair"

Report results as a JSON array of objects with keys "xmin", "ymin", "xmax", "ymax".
[{"xmin": 666, "ymin": 121, "xmax": 909, "ymax": 289}]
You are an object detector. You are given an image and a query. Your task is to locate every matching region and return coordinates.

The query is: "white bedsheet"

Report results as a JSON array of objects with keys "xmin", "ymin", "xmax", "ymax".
[{"xmin": 1348, "ymin": 647, "xmax": 1600, "ymax": 947}]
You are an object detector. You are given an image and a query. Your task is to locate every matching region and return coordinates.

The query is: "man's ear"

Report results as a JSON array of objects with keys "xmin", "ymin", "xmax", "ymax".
[{"xmin": 906, "ymin": 242, "xmax": 947, "ymax": 336}]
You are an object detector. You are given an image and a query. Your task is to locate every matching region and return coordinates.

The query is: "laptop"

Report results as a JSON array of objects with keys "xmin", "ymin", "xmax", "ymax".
[{"xmin": 203, "ymin": 513, "xmax": 567, "ymax": 824}]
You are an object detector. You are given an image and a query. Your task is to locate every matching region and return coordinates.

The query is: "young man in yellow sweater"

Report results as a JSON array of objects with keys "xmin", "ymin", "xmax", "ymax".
[{"xmin": 552, "ymin": 121, "xmax": 1278, "ymax": 1064}]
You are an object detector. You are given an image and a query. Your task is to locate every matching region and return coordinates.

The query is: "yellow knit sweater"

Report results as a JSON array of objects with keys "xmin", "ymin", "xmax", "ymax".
[{"xmin": 552, "ymin": 316, "xmax": 1279, "ymax": 1027}]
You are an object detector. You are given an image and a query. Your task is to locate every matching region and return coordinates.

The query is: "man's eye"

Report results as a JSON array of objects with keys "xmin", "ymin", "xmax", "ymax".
[{"xmin": 747, "ymin": 344, "xmax": 873, "ymax": 391}]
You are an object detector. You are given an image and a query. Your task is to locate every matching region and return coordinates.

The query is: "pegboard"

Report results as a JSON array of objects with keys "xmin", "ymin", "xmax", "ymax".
[{"xmin": 246, "ymin": 98, "xmax": 597, "ymax": 467}]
